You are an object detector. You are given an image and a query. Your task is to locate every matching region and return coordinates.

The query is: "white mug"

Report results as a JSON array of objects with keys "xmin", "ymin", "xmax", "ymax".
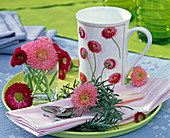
[{"xmin": 76, "ymin": 6, "xmax": 152, "ymax": 86}]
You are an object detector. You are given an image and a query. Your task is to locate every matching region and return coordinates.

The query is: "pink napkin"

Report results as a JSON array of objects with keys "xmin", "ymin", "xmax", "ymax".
[
  {"xmin": 6, "ymin": 98, "xmax": 93, "ymax": 137},
  {"xmin": 115, "ymin": 78, "xmax": 170, "ymax": 124},
  {"xmin": 6, "ymin": 78, "xmax": 170, "ymax": 136}
]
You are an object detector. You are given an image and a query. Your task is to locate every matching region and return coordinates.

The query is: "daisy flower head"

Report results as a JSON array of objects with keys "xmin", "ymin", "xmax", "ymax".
[
  {"xmin": 59, "ymin": 68, "xmax": 66, "ymax": 80},
  {"xmin": 87, "ymin": 40, "xmax": 102, "ymax": 53},
  {"xmin": 22, "ymin": 37, "xmax": 58, "ymax": 72},
  {"xmin": 10, "ymin": 47, "xmax": 27, "ymax": 67},
  {"xmin": 71, "ymin": 83, "xmax": 98, "ymax": 112},
  {"xmin": 53, "ymin": 43, "xmax": 60, "ymax": 51},
  {"xmin": 5, "ymin": 83, "xmax": 33, "ymax": 110},
  {"xmin": 37, "ymin": 36, "xmax": 53, "ymax": 44},
  {"xmin": 58, "ymin": 50, "xmax": 71, "ymax": 72},
  {"xmin": 131, "ymin": 66, "xmax": 147, "ymax": 87},
  {"xmin": 102, "ymin": 27, "xmax": 117, "ymax": 39},
  {"xmin": 134, "ymin": 112, "xmax": 146, "ymax": 123}
]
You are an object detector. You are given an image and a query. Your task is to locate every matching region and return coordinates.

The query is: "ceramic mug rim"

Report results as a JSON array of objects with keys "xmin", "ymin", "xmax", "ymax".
[{"xmin": 76, "ymin": 6, "xmax": 132, "ymax": 27}]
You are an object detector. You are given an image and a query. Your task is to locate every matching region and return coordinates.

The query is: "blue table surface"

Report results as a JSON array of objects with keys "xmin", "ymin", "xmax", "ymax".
[{"xmin": 0, "ymin": 37, "xmax": 170, "ymax": 138}]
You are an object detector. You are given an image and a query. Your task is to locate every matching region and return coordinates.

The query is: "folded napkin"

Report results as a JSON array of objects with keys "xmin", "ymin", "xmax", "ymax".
[
  {"xmin": 0, "ymin": 11, "xmax": 58, "ymax": 54},
  {"xmin": 6, "ymin": 98, "xmax": 93, "ymax": 137},
  {"xmin": 115, "ymin": 78, "xmax": 170, "ymax": 124},
  {"xmin": 0, "ymin": 26, "xmax": 57, "ymax": 54},
  {"xmin": 0, "ymin": 11, "xmax": 26, "ymax": 47},
  {"xmin": 0, "ymin": 15, "xmax": 15, "ymax": 38},
  {"xmin": 6, "ymin": 78, "xmax": 170, "ymax": 136}
]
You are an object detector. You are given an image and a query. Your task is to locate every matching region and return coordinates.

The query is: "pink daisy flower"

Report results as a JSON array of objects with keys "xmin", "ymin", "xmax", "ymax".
[
  {"xmin": 5, "ymin": 83, "xmax": 33, "ymax": 110},
  {"xmin": 71, "ymin": 83, "xmax": 98, "ymax": 112},
  {"xmin": 131, "ymin": 66, "xmax": 147, "ymax": 87},
  {"xmin": 22, "ymin": 37, "xmax": 58, "ymax": 72},
  {"xmin": 104, "ymin": 58, "xmax": 117, "ymax": 70},
  {"xmin": 37, "ymin": 36, "xmax": 53, "ymax": 44}
]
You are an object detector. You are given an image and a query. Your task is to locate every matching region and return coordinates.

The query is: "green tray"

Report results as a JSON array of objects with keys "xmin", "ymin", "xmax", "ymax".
[{"xmin": 2, "ymin": 70, "xmax": 161, "ymax": 138}]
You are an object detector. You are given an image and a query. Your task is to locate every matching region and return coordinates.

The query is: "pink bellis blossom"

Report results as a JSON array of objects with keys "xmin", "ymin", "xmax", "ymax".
[{"xmin": 71, "ymin": 83, "xmax": 98, "ymax": 112}]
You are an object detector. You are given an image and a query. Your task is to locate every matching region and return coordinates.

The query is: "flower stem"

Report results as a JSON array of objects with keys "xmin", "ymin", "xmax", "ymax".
[
  {"xmin": 43, "ymin": 72, "xmax": 51, "ymax": 102},
  {"xmin": 93, "ymin": 52, "xmax": 97, "ymax": 76},
  {"xmin": 87, "ymin": 57, "xmax": 96, "ymax": 80},
  {"xmin": 73, "ymin": 65, "xmax": 79, "ymax": 68},
  {"xmin": 111, "ymin": 38, "xmax": 121, "ymax": 59},
  {"xmin": 100, "ymin": 67, "xmax": 106, "ymax": 82},
  {"xmin": 66, "ymin": 70, "xmax": 79, "ymax": 74},
  {"xmin": 27, "ymin": 74, "xmax": 33, "ymax": 91},
  {"xmin": 32, "ymin": 84, "xmax": 38, "ymax": 97},
  {"xmin": 49, "ymin": 71, "xmax": 58, "ymax": 86}
]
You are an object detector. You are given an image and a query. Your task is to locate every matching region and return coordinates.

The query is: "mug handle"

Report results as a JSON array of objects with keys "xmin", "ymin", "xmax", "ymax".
[{"xmin": 125, "ymin": 27, "xmax": 152, "ymax": 78}]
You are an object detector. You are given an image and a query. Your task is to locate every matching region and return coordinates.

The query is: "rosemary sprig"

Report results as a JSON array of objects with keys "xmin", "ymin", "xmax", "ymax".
[
  {"xmin": 58, "ymin": 76, "xmax": 133, "ymax": 132},
  {"xmin": 57, "ymin": 79, "xmax": 80, "ymax": 100}
]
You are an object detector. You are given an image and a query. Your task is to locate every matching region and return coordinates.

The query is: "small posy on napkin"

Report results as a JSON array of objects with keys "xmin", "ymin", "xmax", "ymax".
[{"xmin": 6, "ymin": 78, "xmax": 170, "ymax": 136}]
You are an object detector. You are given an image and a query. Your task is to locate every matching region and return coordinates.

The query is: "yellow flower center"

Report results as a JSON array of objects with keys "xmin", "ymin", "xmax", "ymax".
[
  {"xmin": 15, "ymin": 93, "xmax": 24, "ymax": 102},
  {"xmin": 80, "ymin": 94, "xmax": 89, "ymax": 104},
  {"xmin": 36, "ymin": 51, "xmax": 48, "ymax": 62}
]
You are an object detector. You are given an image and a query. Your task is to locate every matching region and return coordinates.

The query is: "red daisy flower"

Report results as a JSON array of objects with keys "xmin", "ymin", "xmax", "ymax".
[
  {"xmin": 59, "ymin": 69, "xmax": 66, "ymax": 80},
  {"xmin": 53, "ymin": 42, "xmax": 59, "ymax": 48},
  {"xmin": 5, "ymin": 83, "xmax": 33, "ymax": 110},
  {"xmin": 108, "ymin": 73, "xmax": 121, "ymax": 84},
  {"xmin": 53, "ymin": 43, "xmax": 71, "ymax": 72},
  {"xmin": 80, "ymin": 47, "xmax": 88, "ymax": 59},
  {"xmin": 79, "ymin": 26, "xmax": 85, "ymax": 39},
  {"xmin": 87, "ymin": 40, "xmax": 102, "ymax": 53},
  {"xmin": 80, "ymin": 72, "xmax": 87, "ymax": 83},
  {"xmin": 134, "ymin": 112, "xmax": 146, "ymax": 123},
  {"xmin": 102, "ymin": 27, "xmax": 117, "ymax": 39},
  {"xmin": 58, "ymin": 50, "xmax": 71, "ymax": 72},
  {"xmin": 10, "ymin": 47, "xmax": 27, "ymax": 67},
  {"xmin": 104, "ymin": 58, "xmax": 116, "ymax": 70},
  {"xmin": 53, "ymin": 43, "xmax": 63, "ymax": 54}
]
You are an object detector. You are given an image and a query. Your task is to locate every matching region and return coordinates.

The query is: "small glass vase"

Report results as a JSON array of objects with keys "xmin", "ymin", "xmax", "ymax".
[{"xmin": 23, "ymin": 64, "xmax": 58, "ymax": 104}]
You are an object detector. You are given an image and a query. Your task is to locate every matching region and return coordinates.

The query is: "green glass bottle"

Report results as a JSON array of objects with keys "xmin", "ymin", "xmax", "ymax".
[
  {"xmin": 103, "ymin": 0, "xmax": 136, "ymax": 21},
  {"xmin": 136, "ymin": 0, "xmax": 170, "ymax": 45}
]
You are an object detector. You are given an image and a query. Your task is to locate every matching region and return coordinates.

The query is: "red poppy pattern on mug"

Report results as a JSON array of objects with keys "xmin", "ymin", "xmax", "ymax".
[{"xmin": 79, "ymin": 25, "xmax": 122, "ymax": 84}]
